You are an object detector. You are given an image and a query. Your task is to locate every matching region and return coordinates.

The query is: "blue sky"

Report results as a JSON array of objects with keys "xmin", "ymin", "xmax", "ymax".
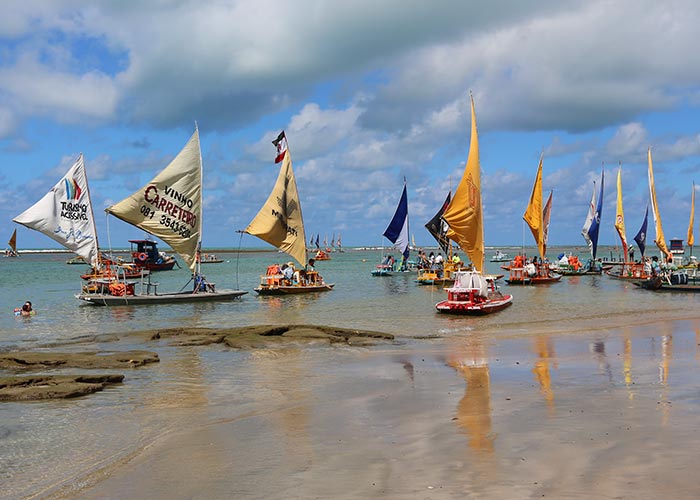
[{"xmin": 3, "ymin": 1, "xmax": 700, "ymax": 251}]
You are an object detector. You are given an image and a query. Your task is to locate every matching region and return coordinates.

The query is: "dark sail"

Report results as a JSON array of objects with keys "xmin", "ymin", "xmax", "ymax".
[{"xmin": 425, "ymin": 192, "xmax": 451, "ymax": 254}]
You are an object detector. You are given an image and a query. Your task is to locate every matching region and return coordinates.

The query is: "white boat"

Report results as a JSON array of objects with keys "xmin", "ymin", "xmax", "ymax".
[
  {"xmin": 490, "ymin": 250, "xmax": 509, "ymax": 262},
  {"xmin": 75, "ymin": 127, "xmax": 247, "ymax": 305}
]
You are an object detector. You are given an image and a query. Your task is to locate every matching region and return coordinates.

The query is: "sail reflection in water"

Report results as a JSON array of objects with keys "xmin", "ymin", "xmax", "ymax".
[
  {"xmin": 532, "ymin": 336, "xmax": 556, "ymax": 415},
  {"xmin": 448, "ymin": 337, "xmax": 494, "ymax": 456}
]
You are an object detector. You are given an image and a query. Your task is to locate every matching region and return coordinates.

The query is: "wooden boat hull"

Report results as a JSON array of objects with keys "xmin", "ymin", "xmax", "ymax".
[
  {"xmin": 76, "ymin": 289, "xmax": 247, "ymax": 306},
  {"xmin": 254, "ymin": 283, "xmax": 335, "ymax": 295},
  {"xmin": 506, "ymin": 275, "xmax": 561, "ymax": 285},
  {"xmin": 436, "ymin": 294, "xmax": 513, "ymax": 315}
]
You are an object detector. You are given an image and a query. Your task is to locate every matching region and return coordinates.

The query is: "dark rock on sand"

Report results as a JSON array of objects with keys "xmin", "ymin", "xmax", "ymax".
[
  {"xmin": 0, "ymin": 374, "xmax": 124, "ymax": 401},
  {"xmin": 0, "ymin": 351, "xmax": 159, "ymax": 371},
  {"xmin": 149, "ymin": 324, "xmax": 395, "ymax": 349}
]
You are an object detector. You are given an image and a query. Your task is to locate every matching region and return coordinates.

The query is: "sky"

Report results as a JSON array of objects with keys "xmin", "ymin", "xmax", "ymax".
[{"xmin": 3, "ymin": 0, "xmax": 700, "ymax": 252}]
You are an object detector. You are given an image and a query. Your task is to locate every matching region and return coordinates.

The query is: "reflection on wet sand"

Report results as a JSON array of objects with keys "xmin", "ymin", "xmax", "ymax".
[
  {"xmin": 532, "ymin": 336, "xmax": 556, "ymax": 415},
  {"xmin": 659, "ymin": 330, "xmax": 673, "ymax": 426},
  {"xmin": 447, "ymin": 337, "xmax": 494, "ymax": 456},
  {"xmin": 250, "ymin": 348, "xmax": 314, "ymax": 472},
  {"xmin": 623, "ymin": 327, "xmax": 634, "ymax": 400}
]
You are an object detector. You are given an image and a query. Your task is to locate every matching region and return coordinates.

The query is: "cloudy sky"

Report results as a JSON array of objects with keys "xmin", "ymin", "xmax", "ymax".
[{"xmin": 3, "ymin": 0, "xmax": 700, "ymax": 252}]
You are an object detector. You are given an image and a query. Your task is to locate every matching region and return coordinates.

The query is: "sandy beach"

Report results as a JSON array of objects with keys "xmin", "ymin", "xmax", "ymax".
[{"xmin": 43, "ymin": 318, "xmax": 700, "ymax": 500}]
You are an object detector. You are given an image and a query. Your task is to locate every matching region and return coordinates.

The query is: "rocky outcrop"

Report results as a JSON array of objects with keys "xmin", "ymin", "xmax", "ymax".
[{"xmin": 0, "ymin": 374, "xmax": 124, "ymax": 401}]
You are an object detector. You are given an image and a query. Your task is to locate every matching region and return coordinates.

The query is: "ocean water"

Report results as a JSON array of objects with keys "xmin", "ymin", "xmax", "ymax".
[
  {"xmin": 1, "ymin": 245, "xmax": 697, "ymax": 349},
  {"xmin": 2, "ymin": 245, "xmax": 700, "ymax": 498}
]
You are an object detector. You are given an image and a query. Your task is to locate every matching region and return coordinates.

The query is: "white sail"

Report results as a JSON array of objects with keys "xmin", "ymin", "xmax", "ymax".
[
  {"xmin": 13, "ymin": 154, "xmax": 100, "ymax": 267},
  {"xmin": 106, "ymin": 129, "xmax": 202, "ymax": 272},
  {"xmin": 581, "ymin": 181, "xmax": 596, "ymax": 250}
]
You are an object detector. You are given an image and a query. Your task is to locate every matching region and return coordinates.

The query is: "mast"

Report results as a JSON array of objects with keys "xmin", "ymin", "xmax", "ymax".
[{"xmin": 196, "ymin": 121, "xmax": 203, "ymax": 275}]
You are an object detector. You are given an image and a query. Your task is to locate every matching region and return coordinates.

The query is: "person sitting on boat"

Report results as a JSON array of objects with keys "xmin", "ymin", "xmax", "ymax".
[
  {"xmin": 452, "ymin": 253, "xmax": 462, "ymax": 268},
  {"xmin": 193, "ymin": 274, "xmax": 213, "ymax": 293},
  {"xmin": 304, "ymin": 258, "xmax": 317, "ymax": 284},
  {"xmin": 428, "ymin": 252, "xmax": 435, "ymax": 266},
  {"xmin": 281, "ymin": 263, "xmax": 294, "ymax": 283}
]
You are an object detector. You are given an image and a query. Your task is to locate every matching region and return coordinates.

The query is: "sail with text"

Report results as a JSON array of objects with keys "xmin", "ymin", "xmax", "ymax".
[
  {"xmin": 542, "ymin": 190, "xmax": 553, "ymax": 257},
  {"xmin": 442, "ymin": 95, "xmax": 484, "ymax": 272},
  {"xmin": 633, "ymin": 205, "xmax": 649, "ymax": 258},
  {"xmin": 106, "ymin": 128, "xmax": 202, "ymax": 272},
  {"xmin": 425, "ymin": 191, "xmax": 452, "ymax": 254},
  {"xmin": 13, "ymin": 154, "xmax": 100, "ymax": 267},
  {"xmin": 581, "ymin": 169, "xmax": 604, "ymax": 260},
  {"xmin": 383, "ymin": 180, "xmax": 410, "ymax": 261},
  {"xmin": 647, "ymin": 148, "xmax": 672, "ymax": 261},
  {"xmin": 244, "ymin": 131, "xmax": 307, "ymax": 266},
  {"xmin": 614, "ymin": 165, "xmax": 628, "ymax": 259},
  {"xmin": 523, "ymin": 154, "xmax": 545, "ymax": 260}
]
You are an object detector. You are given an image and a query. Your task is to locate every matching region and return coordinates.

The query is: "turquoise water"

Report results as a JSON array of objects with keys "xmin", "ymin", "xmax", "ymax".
[
  {"xmin": 1, "ymin": 245, "xmax": 697, "ymax": 350},
  {"xmin": 3, "ymin": 245, "xmax": 700, "ymax": 498}
]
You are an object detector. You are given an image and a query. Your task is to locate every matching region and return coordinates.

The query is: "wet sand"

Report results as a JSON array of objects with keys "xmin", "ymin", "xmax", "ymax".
[{"xmin": 62, "ymin": 319, "xmax": 700, "ymax": 500}]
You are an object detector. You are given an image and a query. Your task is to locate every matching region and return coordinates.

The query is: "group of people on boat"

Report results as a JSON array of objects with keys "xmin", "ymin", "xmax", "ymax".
[{"xmin": 268, "ymin": 258, "xmax": 320, "ymax": 286}]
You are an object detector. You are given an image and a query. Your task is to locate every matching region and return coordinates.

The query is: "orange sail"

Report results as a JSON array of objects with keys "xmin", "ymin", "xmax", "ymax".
[
  {"xmin": 443, "ymin": 95, "xmax": 484, "ymax": 272},
  {"xmin": 647, "ymin": 148, "xmax": 672, "ymax": 261},
  {"xmin": 523, "ymin": 154, "xmax": 545, "ymax": 259},
  {"xmin": 688, "ymin": 182, "xmax": 695, "ymax": 248},
  {"xmin": 614, "ymin": 165, "xmax": 628, "ymax": 259}
]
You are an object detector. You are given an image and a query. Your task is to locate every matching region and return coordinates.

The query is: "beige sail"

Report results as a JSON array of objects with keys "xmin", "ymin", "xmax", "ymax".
[
  {"xmin": 615, "ymin": 165, "xmax": 628, "ymax": 258},
  {"xmin": 647, "ymin": 148, "xmax": 672, "ymax": 261},
  {"xmin": 443, "ymin": 95, "xmax": 484, "ymax": 272},
  {"xmin": 542, "ymin": 190, "xmax": 553, "ymax": 257},
  {"xmin": 244, "ymin": 134, "xmax": 307, "ymax": 267},
  {"xmin": 106, "ymin": 129, "xmax": 202, "ymax": 271},
  {"xmin": 523, "ymin": 154, "xmax": 545, "ymax": 259}
]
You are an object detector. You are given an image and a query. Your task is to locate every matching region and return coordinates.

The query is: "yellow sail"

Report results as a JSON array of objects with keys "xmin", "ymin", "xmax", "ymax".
[
  {"xmin": 106, "ymin": 129, "xmax": 202, "ymax": 271},
  {"xmin": 8, "ymin": 228, "xmax": 16, "ymax": 254},
  {"xmin": 523, "ymin": 154, "xmax": 545, "ymax": 259},
  {"xmin": 688, "ymin": 182, "xmax": 695, "ymax": 248},
  {"xmin": 443, "ymin": 95, "xmax": 484, "ymax": 272},
  {"xmin": 244, "ymin": 134, "xmax": 307, "ymax": 267},
  {"xmin": 647, "ymin": 148, "xmax": 672, "ymax": 261},
  {"xmin": 614, "ymin": 165, "xmax": 628, "ymax": 258}
]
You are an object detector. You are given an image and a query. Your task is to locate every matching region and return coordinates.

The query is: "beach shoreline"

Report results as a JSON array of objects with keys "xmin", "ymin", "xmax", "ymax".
[{"xmin": 31, "ymin": 317, "xmax": 700, "ymax": 500}]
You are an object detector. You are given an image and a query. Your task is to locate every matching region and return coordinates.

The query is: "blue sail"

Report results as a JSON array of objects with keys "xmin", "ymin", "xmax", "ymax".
[
  {"xmin": 586, "ymin": 169, "xmax": 605, "ymax": 260},
  {"xmin": 634, "ymin": 205, "xmax": 649, "ymax": 257},
  {"xmin": 383, "ymin": 182, "xmax": 410, "ymax": 260}
]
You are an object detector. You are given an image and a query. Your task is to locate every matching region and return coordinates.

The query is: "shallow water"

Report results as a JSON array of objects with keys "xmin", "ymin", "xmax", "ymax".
[{"xmin": 2, "ymin": 245, "xmax": 700, "ymax": 498}]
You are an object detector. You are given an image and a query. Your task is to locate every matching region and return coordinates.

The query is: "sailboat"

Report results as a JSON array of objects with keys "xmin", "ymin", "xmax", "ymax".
[
  {"xmin": 372, "ymin": 180, "xmax": 411, "ymax": 276},
  {"xmin": 506, "ymin": 154, "xmax": 561, "ymax": 285},
  {"xmin": 634, "ymin": 148, "xmax": 695, "ymax": 291},
  {"xmin": 14, "ymin": 155, "xmax": 100, "ymax": 269},
  {"xmin": 435, "ymin": 95, "xmax": 513, "ymax": 314},
  {"xmin": 605, "ymin": 165, "xmax": 651, "ymax": 280},
  {"xmin": 4, "ymin": 228, "xmax": 18, "ymax": 257},
  {"xmin": 244, "ymin": 131, "xmax": 334, "ymax": 294},
  {"xmin": 416, "ymin": 191, "xmax": 457, "ymax": 285},
  {"xmin": 77, "ymin": 127, "xmax": 247, "ymax": 305}
]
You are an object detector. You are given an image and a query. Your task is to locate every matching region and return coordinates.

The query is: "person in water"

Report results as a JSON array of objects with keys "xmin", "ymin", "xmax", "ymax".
[{"xmin": 17, "ymin": 301, "xmax": 34, "ymax": 316}]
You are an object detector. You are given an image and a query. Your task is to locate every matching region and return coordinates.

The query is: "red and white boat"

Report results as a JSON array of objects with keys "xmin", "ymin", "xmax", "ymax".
[{"xmin": 436, "ymin": 270, "xmax": 513, "ymax": 315}]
